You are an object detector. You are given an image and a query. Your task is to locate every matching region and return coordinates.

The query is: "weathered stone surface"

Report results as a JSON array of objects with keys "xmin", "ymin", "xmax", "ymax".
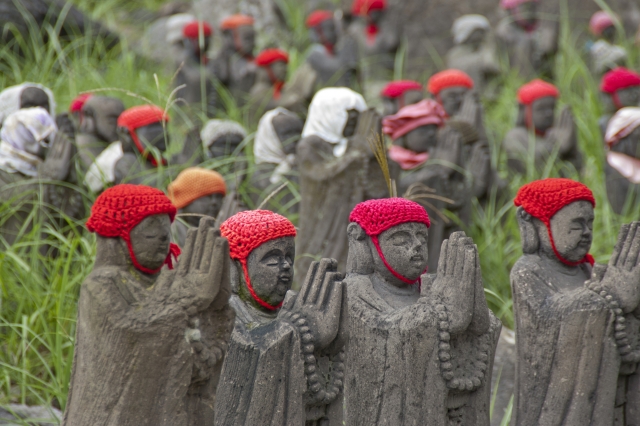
[
  {"xmin": 0, "ymin": 404, "xmax": 62, "ymax": 426},
  {"xmin": 489, "ymin": 328, "xmax": 515, "ymax": 426}
]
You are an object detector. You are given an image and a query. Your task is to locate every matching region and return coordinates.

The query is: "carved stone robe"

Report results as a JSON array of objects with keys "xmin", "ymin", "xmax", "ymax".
[{"xmin": 344, "ymin": 273, "xmax": 501, "ymax": 426}]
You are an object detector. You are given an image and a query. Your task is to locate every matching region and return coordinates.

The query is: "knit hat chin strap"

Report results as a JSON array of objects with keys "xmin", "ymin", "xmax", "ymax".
[
  {"xmin": 370, "ymin": 235, "xmax": 425, "ymax": 285},
  {"xmin": 239, "ymin": 259, "xmax": 283, "ymax": 311},
  {"xmin": 130, "ymin": 130, "xmax": 167, "ymax": 167},
  {"xmin": 121, "ymin": 234, "xmax": 181, "ymax": 275},
  {"xmin": 544, "ymin": 224, "xmax": 594, "ymax": 267}
]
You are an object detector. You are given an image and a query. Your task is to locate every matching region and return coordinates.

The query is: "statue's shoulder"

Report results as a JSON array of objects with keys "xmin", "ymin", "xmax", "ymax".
[{"xmin": 510, "ymin": 255, "xmax": 544, "ymax": 283}]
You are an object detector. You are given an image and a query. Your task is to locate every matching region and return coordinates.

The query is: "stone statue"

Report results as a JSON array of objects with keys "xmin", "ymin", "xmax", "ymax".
[
  {"xmin": 496, "ymin": 0, "xmax": 558, "ymax": 79},
  {"xmin": 200, "ymin": 119, "xmax": 248, "ymax": 193},
  {"xmin": 295, "ymin": 87, "xmax": 394, "ymax": 286},
  {"xmin": 84, "ymin": 105, "xmax": 170, "ymax": 192},
  {"xmin": 0, "ymin": 107, "xmax": 83, "ymax": 248},
  {"xmin": 427, "ymin": 69, "xmax": 475, "ymax": 119},
  {"xmin": 247, "ymin": 49, "xmax": 297, "ymax": 121},
  {"xmin": 604, "ymin": 107, "xmax": 640, "ymax": 215},
  {"xmin": 168, "ymin": 167, "xmax": 227, "ymax": 246},
  {"xmin": 284, "ymin": 10, "xmax": 360, "ymax": 109},
  {"xmin": 215, "ymin": 210, "xmax": 345, "ymax": 425},
  {"xmin": 75, "ymin": 95, "xmax": 125, "ymax": 171},
  {"xmin": 212, "ymin": 14, "xmax": 257, "ymax": 109},
  {"xmin": 589, "ymin": 11, "xmax": 627, "ymax": 76},
  {"xmin": 0, "ymin": 82, "xmax": 56, "ymax": 125},
  {"xmin": 344, "ymin": 198, "xmax": 501, "ymax": 425},
  {"xmin": 68, "ymin": 93, "xmax": 92, "ymax": 127},
  {"xmin": 511, "ymin": 178, "xmax": 640, "ymax": 425},
  {"xmin": 446, "ymin": 15, "xmax": 500, "ymax": 93},
  {"xmin": 174, "ymin": 20, "xmax": 217, "ymax": 118},
  {"xmin": 348, "ymin": 0, "xmax": 401, "ymax": 103},
  {"xmin": 63, "ymin": 185, "xmax": 234, "ymax": 426},
  {"xmin": 599, "ymin": 68, "xmax": 640, "ymax": 135},
  {"xmin": 248, "ymin": 107, "xmax": 303, "ymax": 214},
  {"xmin": 380, "ymin": 80, "xmax": 423, "ymax": 117},
  {"xmin": 503, "ymin": 79, "xmax": 582, "ymax": 175}
]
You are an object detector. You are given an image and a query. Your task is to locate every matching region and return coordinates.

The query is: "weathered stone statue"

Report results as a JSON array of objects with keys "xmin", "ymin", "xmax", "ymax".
[
  {"xmin": 589, "ymin": 11, "xmax": 627, "ymax": 76},
  {"xmin": 344, "ymin": 198, "xmax": 501, "ymax": 425},
  {"xmin": 0, "ymin": 107, "xmax": 84, "ymax": 250},
  {"xmin": 200, "ymin": 119, "xmax": 248, "ymax": 192},
  {"xmin": 599, "ymin": 67, "xmax": 640, "ymax": 135},
  {"xmin": 511, "ymin": 178, "xmax": 640, "ymax": 425},
  {"xmin": 75, "ymin": 95, "xmax": 125, "ymax": 171},
  {"xmin": 295, "ymin": 87, "xmax": 393, "ymax": 285},
  {"xmin": 248, "ymin": 107, "xmax": 303, "ymax": 213},
  {"xmin": 248, "ymin": 49, "xmax": 295, "ymax": 120},
  {"xmin": 168, "ymin": 167, "xmax": 227, "ymax": 246},
  {"xmin": 212, "ymin": 14, "xmax": 257, "ymax": 108},
  {"xmin": 0, "ymin": 82, "xmax": 56, "ymax": 125},
  {"xmin": 446, "ymin": 15, "xmax": 500, "ymax": 93},
  {"xmin": 427, "ymin": 69, "xmax": 475, "ymax": 118},
  {"xmin": 284, "ymin": 10, "xmax": 360, "ymax": 108},
  {"xmin": 503, "ymin": 79, "xmax": 582, "ymax": 175},
  {"xmin": 84, "ymin": 105, "xmax": 170, "ymax": 191},
  {"xmin": 174, "ymin": 20, "xmax": 217, "ymax": 118},
  {"xmin": 348, "ymin": 0, "xmax": 400, "ymax": 102},
  {"xmin": 215, "ymin": 210, "xmax": 345, "ymax": 425},
  {"xmin": 604, "ymin": 107, "xmax": 640, "ymax": 215},
  {"xmin": 380, "ymin": 80, "xmax": 423, "ymax": 117},
  {"xmin": 68, "ymin": 93, "xmax": 92, "ymax": 126},
  {"xmin": 496, "ymin": 0, "xmax": 558, "ymax": 79},
  {"xmin": 63, "ymin": 185, "xmax": 234, "ymax": 426}
]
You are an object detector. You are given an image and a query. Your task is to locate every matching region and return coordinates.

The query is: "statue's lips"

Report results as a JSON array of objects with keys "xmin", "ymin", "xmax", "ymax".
[{"xmin": 410, "ymin": 254, "xmax": 424, "ymax": 262}]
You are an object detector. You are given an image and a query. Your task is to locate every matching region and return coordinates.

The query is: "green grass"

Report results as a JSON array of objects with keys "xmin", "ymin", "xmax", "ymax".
[{"xmin": 1, "ymin": 2, "xmax": 640, "ymax": 425}]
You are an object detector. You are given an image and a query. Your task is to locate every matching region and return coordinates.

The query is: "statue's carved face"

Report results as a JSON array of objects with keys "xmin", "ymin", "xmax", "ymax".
[
  {"xmin": 531, "ymin": 96, "xmax": 556, "ymax": 133},
  {"xmin": 312, "ymin": 19, "xmax": 338, "ymax": 46},
  {"xmin": 367, "ymin": 10, "xmax": 384, "ymax": 24},
  {"xmin": 601, "ymin": 25, "xmax": 616, "ymax": 42},
  {"xmin": 20, "ymin": 87, "xmax": 49, "ymax": 112},
  {"xmin": 273, "ymin": 113, "xmax": 303, "ymax": 155},
  {"xmin": 181, "ymin": 194, "xmax": 224, "ymax": 227},
  {"xmin": 187, "ymin": 36, "xmax": 211, "ymax": 57},
  {"xmin": 246, "ymin": 236, "xmax": 295, "ymax": 306},
  {"xmin": 617, "ymin": 86, "xmax": 640, "ymax": 109},
  {"xmin": 343, "ymin": 109, "xmax": 360, "ymax": 137},
  {"xmin": 376, "ymin": 222, "xmax": 429, "ymax": 281},
  {"xmin": 612, "ymin": 126, "xmax": 640, "ymax": 158},
  {"xmin": 383, "ymin": 90, "xmax": 424, "ymax": 117},
  {"xmin": 135, "ymin": 122, "xmax": 169, "ymax": 153},
  {"xmin": 514, "ymin": 1, "xmax": 537, "ymax": 25},
  {"xmin": 83, "ymin": 97, "xmax": 125, "ymax": 143},
  {"xmin": 269, "ymin": 61, "xmax": 288, "ymax": 82},
  {"xmin": 404, "ymin": 124, "xmax": 438, "ymax": 153},
  {"xmin": 548, "ymin": 201, "xmax": 594, "ymax": 263},
  {"xmin": 129, "ymin": 214, "xmax": 172, "ymax": 271},
  {"xmin": 236, "ymin": 25, "xmax": 256, "ymax": 55},
  {"xmin": 464, "ymin": 28, "xmax": 486, "ymax": 46},
  {"xmin": 439, "ymin": 86, "xmax": 468, "ymax": 117},
  {"xmin": 208, "ymin": 132, "xmax": 244, "ymax": 158}
]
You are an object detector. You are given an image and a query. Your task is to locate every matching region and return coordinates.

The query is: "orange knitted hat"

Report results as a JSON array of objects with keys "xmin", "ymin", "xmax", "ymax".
[
  {"xmin": 220, "ymin": 210, "xmax": 297, "ymax": 310},
  {"xmin": 514, "ymin": 178, "xmax": 595, "ymax": 266},
  {"xmin": 168, "ymin": 168, "xmax": 227, "ymax": 209},
  {"xmin": 221, "ymin": 14, "xmax": 255, "ymax": 30},
  {"xmin": 86, "ymin": 184, "xmax": 181, "ymax": 274},
  {"xmin": 117, "ymin": 105, "xmax": 169, "ymax": 167},
  {"xmin": 427, "ymin": 69, "xmax": 474, "ymax": 96}
]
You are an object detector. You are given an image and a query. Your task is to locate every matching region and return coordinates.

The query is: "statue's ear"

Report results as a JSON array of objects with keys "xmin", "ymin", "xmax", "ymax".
[
  {"xmin": 80, "ymin": 106, "xmax": 95, "ymax": 134},
  {"xmin": 229, "ymin": 259, "xmax": 242, "ymax": 294},
  {"xmin": 346, "ymin": 222, "xmax": 374, "ymax": 275},
  {"xmin": 516, "ymin": 207, "xmax": 539, "ymax": 254}
]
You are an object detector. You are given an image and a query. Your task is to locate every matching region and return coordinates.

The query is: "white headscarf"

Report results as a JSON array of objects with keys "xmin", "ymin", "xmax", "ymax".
[
  {"xmin": 0, "ymin": 83, "xmax": 56, "ymax": 125},
  {"xmin": 0, "ymin": 107, "xmax": 57, "ymax": 177},
  {"xmin": 255, "ymin": 107, "xmax": 299, "ymax": 184},
  {"xmin": 84, "ymin": 141, "xmax": 124, "ymax": 192},
  {"xmin": 605, "ymin": 107, "xmax": 640, "ymax": 146},
  {"xmin": 590, "ymin": 40, "xmax": 627, "ymax": 75},
  {"xmin": 166, "ymin": 13, "xmax": 196, "ymax": 44},
  {"xmin": 302, "ymin": 87, "xmax": 367, "ymax": 157},
  {"xmin": 452, "ymin": 15, "xmax": 490, "ymax": 45},
  {"xmin": 200, "ymin": 119, "xmax": 247, "ymax": 156}
]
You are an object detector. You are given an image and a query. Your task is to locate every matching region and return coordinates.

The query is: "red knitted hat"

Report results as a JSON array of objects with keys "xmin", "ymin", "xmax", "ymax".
[
  {"xmin": 220, "ymin": 210, "xmax": 297, "ymax": 310},
  {"xmin": 255, "ymin": 49, "xmax": 289, "ymax": 66},
  {"xmin": 86, "ymin": 184, "xmax": 181, "ymax": 274},
  {"xmin": 517, "ymin": 79, "xmax": 559, "ymax": 105},
  {"xmin": 69, "ymin": 93, "xmax": 92, "ymax": 112},
  {"xmin": 221, "ymin": 14, "xmax": 255, "ymax": 30},
  {"xmin": 590, "ymin": 11, "xmax": 615, "ymax": 36},
  {"xmin": 351, "ymin": 0, "xmax": 386, "ymax": 15},
  {"xmin": 183, "ymin": 21, "xmax": 213, "ymax": 39},
  {"xmin": 601, "ymin": 67, "xmax": 640, "ymax": 94},
  {"xmin": 350, "ymin": 198, "xmax": 430, "ymax": 284},
  {"xmin": 117, "ymin": 105, "xmax": 169, "ymax": 166},
  {"xmin": 381, "ymin": 80, "xmax": 423, "ymax": 98},
  {"xmin": 514, "ymin": 178, "xmax": 595, "ymax": 266},
  {"xmin": 306, "ymin": 10, "xmax": 334, "ymax": 28},
  {"xmin": 427, "ymin": 70, "xmax": 474, "ymax": 96}
]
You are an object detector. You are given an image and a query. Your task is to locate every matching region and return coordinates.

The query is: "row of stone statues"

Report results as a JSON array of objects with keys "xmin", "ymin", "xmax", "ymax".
[{"xmin": 58, "ymin": 177, "xmax": 640, "ymax": 426}]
